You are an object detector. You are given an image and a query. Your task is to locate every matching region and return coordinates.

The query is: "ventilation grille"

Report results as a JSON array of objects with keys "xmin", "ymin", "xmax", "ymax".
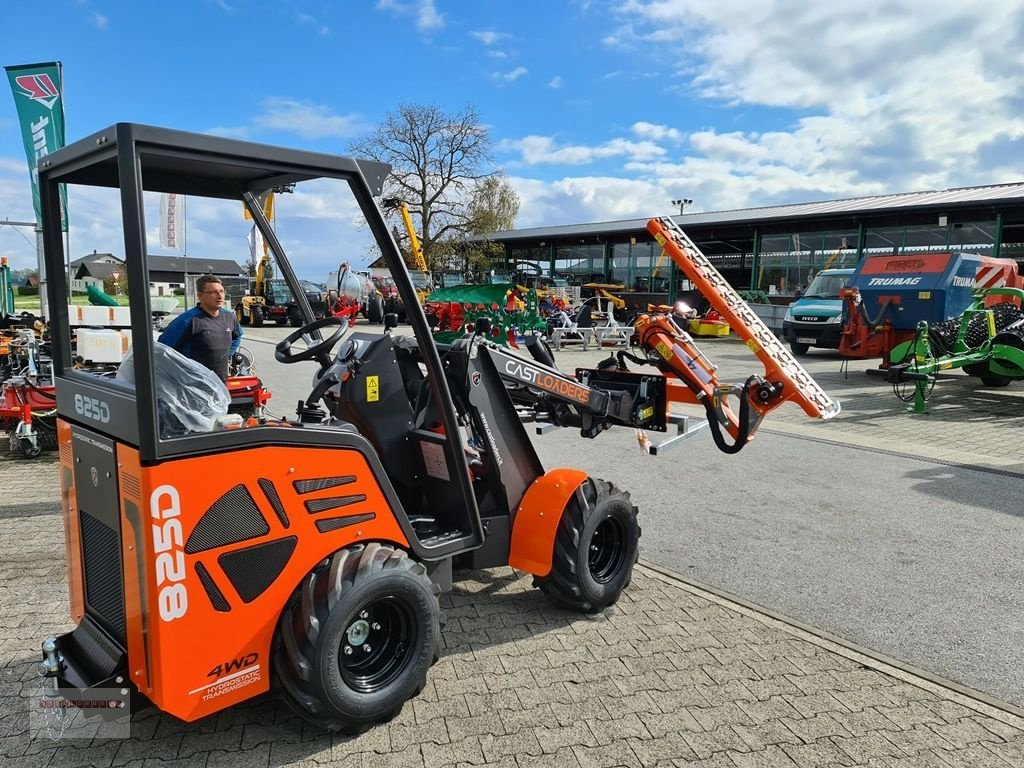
[
  {"xmin": 305, "ymin": 494, "xmax": 366, "ymax": 514},
  {"xmin": 121, "ymin": 473, "xmax": 141, "ymax": 500},
  {"xmin": 195, "ymin": 561, "xmax": 230, "ymax": 612},
  {"xmin": 59, "ymin": 440, "xmax": 72, "ymax": 464},
  {"xmin": 293, "ymin": 476, "xmax": 356, "ymax": 494},
  {"xmin": 316, "ymin": 512, "xmax": 376, "ymax": 534},
  {"xmin": 80, "ymin": 511, "xmax": 126, "ymax": 642},
  {"xmin": 186, "ymin": 484, "xmax": 270, "ymax": 554},
  {"xmin": 219, "ymin": 537, "xmax": 297, "ymax": 603},
  {"xmin": 257, "ymin": 478, "xmax": 289, "ymax": 528}
]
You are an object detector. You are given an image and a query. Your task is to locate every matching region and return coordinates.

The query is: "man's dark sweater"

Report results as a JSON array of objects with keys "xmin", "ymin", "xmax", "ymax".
[{"xmin": 158, "ymin": 306, "xmax": 242, "ymax": 381}]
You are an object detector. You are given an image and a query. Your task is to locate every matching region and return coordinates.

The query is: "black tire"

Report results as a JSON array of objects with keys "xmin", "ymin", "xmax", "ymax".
[
  {"xmin": 18, "ymin": 437, "xmax": 41, "ymax": 459},
  {"xmin": 790, "ymin": 342, "xmax": 810, "ymax": 356},
  {"xmin": 289, "ymin": 310, "xmax": 304, "ymax": 328},
  {"xmin": 979, "ymin": 372, "xmax": 1012, "ymax": 387},
  {"xmin": 963, "ymin": 362, "xmax": 985, "ymax": 378},
  {"xmin": 368, "ymin": 295, "xmax": 384, "ymax": 325},
  {"xmin": 275, "ymin": 317, "xmax": 288, "ymax": 326},
  {"xmin": 274, "ymin": 543, "xmax": 440, "ymax": 733},
  {"xmin": 236, "ymin": 305, "xmax": 247, "ymax": 325},
  {"xmin": 251, "ymin": 306, "xmax": 264, "ymax": 328},
  {"xmin": 535, "ymin": 478, "xmax": 640, "ymax": 614}
]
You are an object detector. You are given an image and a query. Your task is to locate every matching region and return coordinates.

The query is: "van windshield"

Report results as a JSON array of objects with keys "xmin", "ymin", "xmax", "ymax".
[{"xmin": 803, "ymin": 273, "xmax": 851, "ymax": 299}]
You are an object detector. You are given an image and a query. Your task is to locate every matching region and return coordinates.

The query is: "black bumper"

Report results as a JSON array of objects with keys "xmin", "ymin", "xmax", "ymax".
[{"xmin": 782, "ymin": 321, "xmax": 842, "ymax": 349}]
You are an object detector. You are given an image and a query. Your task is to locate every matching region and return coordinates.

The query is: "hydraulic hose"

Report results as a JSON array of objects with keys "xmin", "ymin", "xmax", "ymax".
[{"xmin": 701, "ymin": 376, "xmax": 756, "ymax": 454}]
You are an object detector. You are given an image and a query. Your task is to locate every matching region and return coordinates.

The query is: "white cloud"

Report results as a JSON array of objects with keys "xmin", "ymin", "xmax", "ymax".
[
  {"xmin": 508, "ymin": 175, "xmax": 672, "ymax": 227},
  {"xmin": 252, "ymin": 98, "xmax": 363, "ymax": 140},
  {"xmin": 548, "ymin": 76, "xmax": 563, "ymax": 89},
  {"xmin": 612, "ymin": 0, "xmax": 1024, "ymax": 194},
  {"xmin": 471, "ymin": 30, "xmax": 511, "ymax": 46},
  {"xmin": 493, "ymin": 67, "xmax": 528, "ymax": 83},
  {"xmin": 377, "ymin": 0, "xmax": 444, "ymax": 31},
  {"xmin": 631, "ymin": 122, "xmax": 683, "ymax": 143},
  {"xmin": 501, "ymin": 135, "xmax": 667, "ymax": 166},
  {"xmin": 92, "ymin": 13, "xmax": 107, "ymax": 29}
]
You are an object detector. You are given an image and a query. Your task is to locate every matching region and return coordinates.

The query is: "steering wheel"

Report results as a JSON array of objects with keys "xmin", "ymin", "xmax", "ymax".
[{"xmin": 275, "ymin": 316, "xmax": 349, "ymax": 365}]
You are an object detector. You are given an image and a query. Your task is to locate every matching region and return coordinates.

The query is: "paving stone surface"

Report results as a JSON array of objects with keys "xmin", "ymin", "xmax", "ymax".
[{"xmin": 1, "ymin": 450, "xmax": 1023, "ymax": 767}]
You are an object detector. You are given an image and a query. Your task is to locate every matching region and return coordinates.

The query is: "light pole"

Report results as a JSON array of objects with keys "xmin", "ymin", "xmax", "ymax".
[{"xmin": 671, "ymin": 198, "xmax": 693, "ymax": 215}]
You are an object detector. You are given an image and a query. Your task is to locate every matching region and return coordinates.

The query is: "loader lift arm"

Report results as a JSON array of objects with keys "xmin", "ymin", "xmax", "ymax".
[
  {"xmin": 479, "ymin": 337, "xmax": 667, "ymax": 438},
  {"xmin": 495, "ymin": 218, "xmax": 841, "ymax": 454}
]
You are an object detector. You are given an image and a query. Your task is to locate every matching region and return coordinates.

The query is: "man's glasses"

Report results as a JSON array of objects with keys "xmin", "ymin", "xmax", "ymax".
[{"xmin": 201, "ymin": 289, "xmax": 225, "ymax": 295}]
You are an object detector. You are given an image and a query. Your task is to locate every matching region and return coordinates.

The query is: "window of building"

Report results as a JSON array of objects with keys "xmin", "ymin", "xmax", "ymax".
[
  {"xmin": 555, "ymin": 244, "xmax": 604, "ymax": 284},
  {"xmin": 755, "ymin": 230, "xmax": 858, "ymax": 295}
]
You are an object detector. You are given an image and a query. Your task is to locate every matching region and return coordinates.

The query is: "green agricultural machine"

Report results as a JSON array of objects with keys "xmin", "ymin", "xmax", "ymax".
[{"xmin": 868, "ymin": 288, "xmax": 1024, "ymax": 413}]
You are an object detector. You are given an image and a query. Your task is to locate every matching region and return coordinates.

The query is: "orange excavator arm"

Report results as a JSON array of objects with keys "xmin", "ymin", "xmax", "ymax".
[
  {"xmin": 482, "ymin": 217, "xmax": 838, "ymax": 454},
  {"xmin": 642, "ymin": 217, "xmax": 839, "ymax": 447}
]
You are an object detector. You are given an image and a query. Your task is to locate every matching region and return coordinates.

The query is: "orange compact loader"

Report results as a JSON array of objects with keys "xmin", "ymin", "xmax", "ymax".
[{"xmin": 36, "ymin": 125, "xmax": 837, "ymax": 733}]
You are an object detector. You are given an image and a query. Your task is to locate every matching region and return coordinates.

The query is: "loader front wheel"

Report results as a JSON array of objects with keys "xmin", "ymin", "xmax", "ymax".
[
  {"xmin": 536, "ymin": 478, "xmax": 640, "ymax": 614},
  {"xmin": 273, "ymin": 543, "xmax": 440, "ymax": 733}
]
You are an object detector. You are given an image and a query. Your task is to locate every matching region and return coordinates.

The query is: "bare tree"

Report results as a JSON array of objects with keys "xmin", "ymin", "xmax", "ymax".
[
  {"xmin": 443, "ymin": 173, "xmax": 521, "ymax": 275},
  {"xmin": 348, "ymin": 103, "xmax": 510, "ymax": 272}
]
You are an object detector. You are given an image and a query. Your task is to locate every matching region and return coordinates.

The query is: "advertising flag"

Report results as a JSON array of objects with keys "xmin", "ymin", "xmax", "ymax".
[
  {"xmin": 160, "ymin": 193, "xmax": 179, "ymax": 249},
  {"xmin": 243, "ymin": 191, "xmax": 274, "ymax": 261},
  {"xmin": 5, "ymin": 62, "xmax": 68, "ymax": 230},
  {"xmin": 242, "ymin": 191, "xmax": 275, "ymax": 223}
]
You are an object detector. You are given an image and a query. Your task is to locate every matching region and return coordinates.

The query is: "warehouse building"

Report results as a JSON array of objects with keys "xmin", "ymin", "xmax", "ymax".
[{"xmin": 484, "ymin": 182, "xmax": 1024, "ymax": 309}]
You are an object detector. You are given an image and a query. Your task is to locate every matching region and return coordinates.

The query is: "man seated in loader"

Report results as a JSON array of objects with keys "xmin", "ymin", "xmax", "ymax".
[{"xmin": 158, "ymin": 274, "xmax": 242, "ymax": 381}]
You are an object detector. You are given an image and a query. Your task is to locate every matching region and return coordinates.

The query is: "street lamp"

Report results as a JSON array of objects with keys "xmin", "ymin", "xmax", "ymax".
[{"xmin": 671, "ymin": 198, "xmax": 693, "ymax": 215}]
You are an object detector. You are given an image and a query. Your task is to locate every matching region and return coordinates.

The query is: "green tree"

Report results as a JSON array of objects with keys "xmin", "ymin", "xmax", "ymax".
[{"xmin": 348, "ymin": 103, "xmax": 517, "ymax": 273}]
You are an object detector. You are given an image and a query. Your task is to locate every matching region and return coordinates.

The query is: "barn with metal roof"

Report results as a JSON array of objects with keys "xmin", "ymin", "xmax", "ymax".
[{"xmin": 483, "ymin": 182, "xmax": 1024, "ymax": 308}]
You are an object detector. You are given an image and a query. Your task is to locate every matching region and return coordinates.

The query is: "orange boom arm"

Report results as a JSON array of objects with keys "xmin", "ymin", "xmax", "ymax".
[{"xmin": 644, "ymin": 217, "xmax": 839, "ymax": 446}]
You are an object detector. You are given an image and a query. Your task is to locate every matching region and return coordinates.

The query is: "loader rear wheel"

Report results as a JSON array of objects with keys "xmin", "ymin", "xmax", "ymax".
[
  {"xmin": 536, "ymin": 478, "xmax": 640, "ymax": 614},
  {"xmin": 251, "ymin": 305, "xmax": 264, "ymax": 327},
  {"xmin": 273, "ymin": 543, "xmax": 440, "ymax": 733}
]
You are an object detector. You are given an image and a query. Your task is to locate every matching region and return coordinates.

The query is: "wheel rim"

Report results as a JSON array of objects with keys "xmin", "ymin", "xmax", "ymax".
[
  {"xmin": 588, "ymin": 514, "xmax": 627, "ymax": 584},
  {"xmin": 338, "ymin": 597, "xmax": 416, "ymax": 693}
]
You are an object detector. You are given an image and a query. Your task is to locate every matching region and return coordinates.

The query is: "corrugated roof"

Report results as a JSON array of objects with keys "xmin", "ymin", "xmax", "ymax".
[
  {"xmin": 484, "ymin": 181, "xmax": 1024, "ymax": 242},
  {"xmin": 147, "ymin": 255, "xmax": 244, "ymax": 275}
]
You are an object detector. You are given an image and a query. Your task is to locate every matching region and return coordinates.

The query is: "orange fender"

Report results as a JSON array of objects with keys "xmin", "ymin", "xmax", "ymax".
[{"xmin": 508, "ymin": 469, "xmax": 588, "ymax": 577}]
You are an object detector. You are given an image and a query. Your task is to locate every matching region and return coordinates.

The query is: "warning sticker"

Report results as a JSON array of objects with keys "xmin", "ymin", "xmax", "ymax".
[{"xmin": 366, "ymin": 375, "xmax": 379, "ymax": 402}]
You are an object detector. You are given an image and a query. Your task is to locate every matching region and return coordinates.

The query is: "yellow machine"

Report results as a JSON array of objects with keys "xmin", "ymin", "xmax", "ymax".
[
  {"xmin": 383, "ymin": 198, "xmax": 432, "ymax": 303},
  {"xmin": 236, "ymin": 192, "xmax": 277, "ymax": 326}
]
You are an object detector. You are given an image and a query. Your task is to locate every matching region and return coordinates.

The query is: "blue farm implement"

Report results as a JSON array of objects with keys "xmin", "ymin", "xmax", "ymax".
[{"xmin": 839, "ymin": 251, "xmax": 1021, "ymax": 360}]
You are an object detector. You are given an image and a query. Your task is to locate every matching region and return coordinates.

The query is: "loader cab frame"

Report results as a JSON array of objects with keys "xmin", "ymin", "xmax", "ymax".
[{"xmin": 38, "ymin": 123, "xmax": 483, "ymax": 551}]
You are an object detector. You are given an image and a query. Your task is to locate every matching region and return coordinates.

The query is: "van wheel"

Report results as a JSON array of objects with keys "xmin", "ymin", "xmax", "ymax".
[
  {"xmin": 535, "ymin": 478, "xmax": 640, "ymax": 614},
  {"xmin": 274, "ymin": 543, "xmax": 440, "ymax": 733},
  {"xmin": 790, "ymin": 342, "xmax": 810, "ymax": 356}
]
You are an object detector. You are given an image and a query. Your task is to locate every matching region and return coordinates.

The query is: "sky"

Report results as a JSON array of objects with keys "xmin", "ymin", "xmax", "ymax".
[{"xmin": 1, "ymin": 0, "xmax": 1023, "ymax": 281}]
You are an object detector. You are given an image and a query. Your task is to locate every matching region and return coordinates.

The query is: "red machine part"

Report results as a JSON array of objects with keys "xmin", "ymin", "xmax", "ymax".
[
  {"xmin": 0, "ymin": 377, "xmax": 56, "ymax": 432},
  {"xmin": 326, "ymin": 295, "xmax": 360, "ymax": 327}
]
